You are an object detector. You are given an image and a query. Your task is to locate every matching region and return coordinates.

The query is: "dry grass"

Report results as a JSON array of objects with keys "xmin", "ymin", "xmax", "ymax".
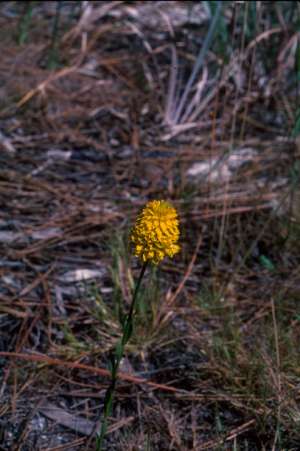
[{"xmin": 0, "ymin": 1, "xmax": 300, "ymax": 450}]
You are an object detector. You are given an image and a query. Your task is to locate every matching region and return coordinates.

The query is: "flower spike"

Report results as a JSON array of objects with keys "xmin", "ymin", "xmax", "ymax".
[{"xmin": 131, "ymin": 200, "xmax": 180, "ymax": 264}]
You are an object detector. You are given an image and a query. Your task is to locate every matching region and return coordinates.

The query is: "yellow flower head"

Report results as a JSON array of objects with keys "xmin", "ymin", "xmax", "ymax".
[{"xmin": 131, "ymin": 200, "xmax": 180, "ymax": 264}]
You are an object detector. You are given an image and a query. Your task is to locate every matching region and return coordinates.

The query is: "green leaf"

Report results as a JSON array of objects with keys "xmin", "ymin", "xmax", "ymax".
[{"xmin": 259, "ymin": 255, "xmax": 275, "ymax": 271}]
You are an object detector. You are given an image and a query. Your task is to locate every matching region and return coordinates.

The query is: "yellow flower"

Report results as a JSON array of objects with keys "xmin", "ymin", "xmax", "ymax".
[{"xmin": 131, "ymin": 200, "xmax": 180, "ymax": 264}]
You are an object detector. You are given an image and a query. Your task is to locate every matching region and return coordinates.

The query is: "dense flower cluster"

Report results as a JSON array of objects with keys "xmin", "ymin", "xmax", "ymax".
[{"xmin": 131, "ymin": 200, "xmax": 180, "ymax": 264}]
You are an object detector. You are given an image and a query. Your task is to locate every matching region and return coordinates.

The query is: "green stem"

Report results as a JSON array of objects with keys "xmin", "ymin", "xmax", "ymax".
[
  {"xmin": 18, "ymin": 2, "xmax": 34, "ymax": 45},
  {"xmin": 47, "ymin": 1, "xmax": 62, "ymax": 69},
  {"xmin": 96, "ymin": 261, "xmax": 148, "ymax": 450},
  {"xmin": 123, "ymin": 261, "xmax": 148, "ymax": 343}
]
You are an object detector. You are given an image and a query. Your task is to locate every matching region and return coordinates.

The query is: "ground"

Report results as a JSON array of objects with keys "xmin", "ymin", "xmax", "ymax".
[{"xmin": 0, "ymin": 2, "xmax": 300, "ymax": 450}]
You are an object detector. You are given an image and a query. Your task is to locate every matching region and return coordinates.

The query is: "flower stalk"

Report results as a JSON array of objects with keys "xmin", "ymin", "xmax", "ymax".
[
  {"xmin": 97, "ymin": 200, "xmax": 180, "ymax": 449},
  {"xmin": 97, "ymin": 262, "xmax": 148, "ymax": 449}
]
